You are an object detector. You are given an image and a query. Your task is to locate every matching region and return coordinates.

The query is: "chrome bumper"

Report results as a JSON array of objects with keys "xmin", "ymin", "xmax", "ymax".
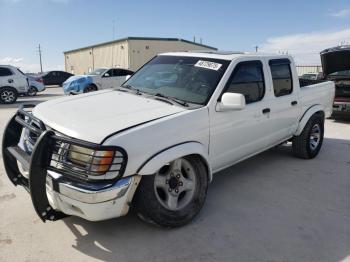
[{"xmin": 46, "ymin": 170, "xmax": 141, "ymax": 221}]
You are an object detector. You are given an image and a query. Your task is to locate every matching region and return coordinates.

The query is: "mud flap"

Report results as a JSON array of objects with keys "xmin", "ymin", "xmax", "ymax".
[{"xmin": 29, "ymin": 130, "xmax": 68, "ymax": 222}]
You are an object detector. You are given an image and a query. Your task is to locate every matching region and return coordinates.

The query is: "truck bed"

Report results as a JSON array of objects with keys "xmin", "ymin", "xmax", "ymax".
[{"xmin": 299, "ymin": 80, "xmax": 335, "ymax": 119}]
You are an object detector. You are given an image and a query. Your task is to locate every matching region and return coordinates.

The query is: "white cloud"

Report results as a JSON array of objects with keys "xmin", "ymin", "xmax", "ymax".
[
  {"xmin": 0, "ymin": 57, "xmax": 63, "ymax": 73},
  {"xmin": 260, "ymin": 28, "xmax": 350, "ymax": 65},
  {"xmin": 329, "ymin": 8, "xmax": 350, "ymax": 18}
]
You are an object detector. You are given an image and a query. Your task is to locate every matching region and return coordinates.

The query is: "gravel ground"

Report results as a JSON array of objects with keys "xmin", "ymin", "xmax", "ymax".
[{"xmin": 0, "ymin": 87, "xmax": 349, "ymax": 262}]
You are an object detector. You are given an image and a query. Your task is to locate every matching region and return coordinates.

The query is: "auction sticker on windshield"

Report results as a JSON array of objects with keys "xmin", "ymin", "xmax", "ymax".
[{"xmin": 194, "ymin": 60, "xmax": 222, "ymax": 71}]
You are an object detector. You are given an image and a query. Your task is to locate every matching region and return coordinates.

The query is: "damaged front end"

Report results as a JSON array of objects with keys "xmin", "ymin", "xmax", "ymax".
[{"xmin": 2, "ymin": 105, "xmax": 139, "ymax": 222}]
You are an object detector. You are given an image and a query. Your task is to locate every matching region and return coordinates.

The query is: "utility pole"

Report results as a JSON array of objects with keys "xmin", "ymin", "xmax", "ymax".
[
  {"xmin": 38, "ymin": 44, "xmax": 43, "ymax": 73},
  {"xmin": 254, "ymin": 45, "xmax": 259, "ymax": 52}
]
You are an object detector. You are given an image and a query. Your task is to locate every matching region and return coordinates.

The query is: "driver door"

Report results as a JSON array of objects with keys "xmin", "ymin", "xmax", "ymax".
[{"xmin": 210, "ymin": 60, "xmax": 272, "ymax": 171}]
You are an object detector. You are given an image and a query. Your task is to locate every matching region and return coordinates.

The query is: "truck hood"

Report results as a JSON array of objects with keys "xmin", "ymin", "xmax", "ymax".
[
  {"xmin": 33, "ymin": 90, "xmax": 186, "ymax": 143},
  {"xmin": 321, "ymin": 46, "xmax": 350, "ymax": 76}
]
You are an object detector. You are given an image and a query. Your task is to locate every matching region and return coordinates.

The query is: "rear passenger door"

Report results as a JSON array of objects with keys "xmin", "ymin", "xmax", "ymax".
[{"xmin": 266, "ymin": 59, "xmax": 300, "ymax": 142}]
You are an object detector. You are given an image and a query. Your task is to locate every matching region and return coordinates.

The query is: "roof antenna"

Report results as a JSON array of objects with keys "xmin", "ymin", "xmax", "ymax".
[{"xmin": 193, "ymin": 36, "xmax": 196, "ymax": 43}]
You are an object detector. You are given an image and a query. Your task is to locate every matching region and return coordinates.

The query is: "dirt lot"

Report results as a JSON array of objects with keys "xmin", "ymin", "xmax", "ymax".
[{"xmin": 0, "ymin": 87, "xmax": 349, "ymax": 262}]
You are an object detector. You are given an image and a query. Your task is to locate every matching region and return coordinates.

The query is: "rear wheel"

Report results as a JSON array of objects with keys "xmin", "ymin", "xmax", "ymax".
[
  {"xmin": 27, "ymin": 86, "xmax": 38, "ymax": 96},
  {"xmin": 133, "ymin": 155, "xmax": 208, "ymax": 228},
  {"xmin": 84, "ymin": 84, "xmax": 97, "ymax": 93},
  {"xmin": 0, "ymin": 87, "xmax": 18, "ymax": 104},
  {"xmin": 292, "ymin": 114, "xmax": 324, "ymax": 159}
]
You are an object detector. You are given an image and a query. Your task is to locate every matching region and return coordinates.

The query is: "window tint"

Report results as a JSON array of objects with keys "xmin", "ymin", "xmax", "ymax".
[
  {"xmin": 226, "ymin": 61, "xmax": 265, "ymax": 104},
  {"xmin": 269, "ymin": 60, "xmax": 293, "ymax": 97},
  {"xmin": 105, "ymin": 69, "xmax": 114, "ymax": 77},
  {"xmin": 118, "ymin": 69, "xmax": 133, "ymax": 76},
  {"xmin": 0, "ymin": 67, "xmax": 13, "ymax": 76}
]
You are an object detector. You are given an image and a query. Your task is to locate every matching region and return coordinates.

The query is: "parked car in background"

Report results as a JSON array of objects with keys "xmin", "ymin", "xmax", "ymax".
[
  {"xmin": 40, "ymin": 71, "xmax": 73, "ymax": 86},
  {"xmin": 300, "ymin": 72, "xmax": 323, "ymax": 80},
  {"xmin": 0, "ymin": 65, "xmax": 29, "ymax": 104},
  {"xmin": 321, "ymin": 46, "xmax": 350, "ymax": 117},
  {"xmin": 3, "ymin": 51, "xmax": 335, "ymax": 227},
  {"xmin": 27, "ymin": 75, "xmax": 45, "ymax": 96},
  {"xmin": 63, "ymin": 68, "xmax": 134, "ymax": 94}
]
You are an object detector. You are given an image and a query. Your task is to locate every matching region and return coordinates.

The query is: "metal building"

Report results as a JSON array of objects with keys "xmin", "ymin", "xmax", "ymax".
[{"xmin": 64, "ymin": 37, "xmax": 217, "ymax": 75}]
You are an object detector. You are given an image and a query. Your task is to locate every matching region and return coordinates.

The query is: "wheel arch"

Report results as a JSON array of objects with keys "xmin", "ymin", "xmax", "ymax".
[
  {"xmin": 136, "ymin": 141, "xmax": 212, "ymax": 182},
  {"xmin": 0, "ymin": 86, "xmax": 18, "ymax": 93},
  {"xmin": 294, "ymin": 105, "xmax": 325, "ymax": 136}
]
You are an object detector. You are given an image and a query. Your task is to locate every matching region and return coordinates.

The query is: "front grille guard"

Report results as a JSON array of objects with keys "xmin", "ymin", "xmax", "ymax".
[{"xmin": 2, "ymin": 105, "xmax": 128, "ymax": 222}]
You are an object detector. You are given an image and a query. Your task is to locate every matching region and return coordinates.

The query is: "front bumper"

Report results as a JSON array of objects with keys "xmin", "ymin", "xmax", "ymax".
[{"xmin": 2, "ymin": 105, "xmax": 138, "ymax": 222}]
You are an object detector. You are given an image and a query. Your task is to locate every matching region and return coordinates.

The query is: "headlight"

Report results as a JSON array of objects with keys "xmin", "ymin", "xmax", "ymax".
[
  {"xmin": 67, "ymin": 145, "xmax": 117, "ymax": 173},
  {"xmin": 52, "ymin": 143, "xmax": 127, "ymax": 181}
]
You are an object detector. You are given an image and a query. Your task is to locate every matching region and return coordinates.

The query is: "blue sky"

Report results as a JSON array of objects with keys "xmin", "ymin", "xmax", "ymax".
[{"xmin": 1, "ymin": 0, "xmax": 350, "ymax": 72}]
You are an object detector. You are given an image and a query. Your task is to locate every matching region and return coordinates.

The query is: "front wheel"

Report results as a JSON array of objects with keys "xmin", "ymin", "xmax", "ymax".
[
  {"xmin": 292, "ymin": 114, "xmax": 324, "ymax": 159},
  {"xmin": 0, "ymin": 87, "xmax": 18, "ymax": 104},
  {"xmin": 84, "ymin": 84, "xmax": 97, "ymax": 93},
  {"xmin": 133, "ymin": 155, "xmax": 208, "ymax": 228}
]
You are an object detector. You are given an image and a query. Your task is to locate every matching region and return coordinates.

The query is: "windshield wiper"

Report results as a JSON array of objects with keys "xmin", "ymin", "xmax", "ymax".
[
  {"xmin": 153, "ymin": 93, "xmax": 189, "ymax": 107},
  {"xmin": 119, "ymin": 85, "xmax": 143, "ymax": 95}
]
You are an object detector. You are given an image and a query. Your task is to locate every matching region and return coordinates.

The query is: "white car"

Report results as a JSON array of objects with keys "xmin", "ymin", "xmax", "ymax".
[
  {"xmin": 0, "ymin": 65, "xmax": 29, "ymax": 103},
  {"xmin": 3, "ymin": 51, "xmax": 335, "ymax": 227},
  {"xmin": 62, "ymin": 68, "xmax": 134, "ymax": 94}
]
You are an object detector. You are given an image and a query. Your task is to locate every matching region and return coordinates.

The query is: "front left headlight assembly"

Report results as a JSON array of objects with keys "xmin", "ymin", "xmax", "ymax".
[{"xmin": 51, "ymin": 143, "xmax": 127, "ymax": 181}]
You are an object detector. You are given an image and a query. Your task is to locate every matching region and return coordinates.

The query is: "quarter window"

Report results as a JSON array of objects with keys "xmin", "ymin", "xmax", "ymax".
[
  {"xmin": 269, "ymin": 59, "xmax": 293, "ymax": 97},
  {"xmin": 226, "ymin": 61, "xmax": 265, "ymax": 104},
  {"xmin": 0, "ymin": 67, "xmax": 13, "ymax": 76}
]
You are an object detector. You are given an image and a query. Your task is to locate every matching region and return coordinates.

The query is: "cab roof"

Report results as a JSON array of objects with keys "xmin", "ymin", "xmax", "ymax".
[{"xmin": 159, "ymin": 51, "xmax": 293, "ymax": 61}]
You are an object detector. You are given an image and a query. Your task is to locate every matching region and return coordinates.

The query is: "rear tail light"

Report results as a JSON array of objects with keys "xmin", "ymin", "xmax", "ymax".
[{"xmin": 36, "ymin": 78, "xmax": 43, "ymax": 83}]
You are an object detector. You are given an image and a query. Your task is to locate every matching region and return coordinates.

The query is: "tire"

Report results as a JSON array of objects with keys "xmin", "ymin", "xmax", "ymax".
[
  {"xmin": 84, "ymin": 84, "xmax": 97, "ymax": 93},
  {"xmin": 133, "ymin": 155, "xmax": 208, "ymax": 228},
  {"xmin": 0, "ymin": 87, "xmax": 18, "ymax": 104},
  {"xmin": 292, "ymin": 113, "xmax": 324, "ymax": 159},
  {"xmin": 27, "ymin": 86, "xmax": 38, "ymax": 96}
]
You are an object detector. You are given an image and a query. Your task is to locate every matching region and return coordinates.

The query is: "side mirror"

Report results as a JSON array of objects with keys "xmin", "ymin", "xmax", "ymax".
[
  {"xmin": 103, "ymin": 73, "xmax": 110, "ymax": 77},
  {"xmin": 217, "ymin": 92, "xmax": 246, "ymax": 111},
  {"xmin": 125, "ymin": 75, "xmax": 131, "ymax": 80}
]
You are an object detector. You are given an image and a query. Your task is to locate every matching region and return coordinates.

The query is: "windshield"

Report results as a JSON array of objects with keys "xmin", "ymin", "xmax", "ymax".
[
  {"xmin": 89, "ymin": 68, "xmax": 107, "ymax": 76},
  {"xmin": 122, "ymin": 55, "xmax": 230, "ymax": 105}
]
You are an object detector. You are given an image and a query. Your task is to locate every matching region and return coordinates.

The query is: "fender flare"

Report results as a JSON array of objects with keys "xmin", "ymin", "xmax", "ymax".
[
  {"xmin": 137, "ymin": 141, "xmax": 213, "ymax": 182},
  {"xmin": 294, "ymin": 104, "xmax": 324, "ymax": 136}
]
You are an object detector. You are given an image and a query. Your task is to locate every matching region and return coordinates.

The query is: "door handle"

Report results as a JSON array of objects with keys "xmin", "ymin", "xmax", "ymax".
[
  {"xmin": 291, "ymin": 101, "xmax": 298, "ymax": 106},
  {"xmin": 262, "ymin": 108, "xmax": 270, "ymax": 114},
  {"xmin": 8, "ymin": 79, "xmax": 13, "ymax": 83}
]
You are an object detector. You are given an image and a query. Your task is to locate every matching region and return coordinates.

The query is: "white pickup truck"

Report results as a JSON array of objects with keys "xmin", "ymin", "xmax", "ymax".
[{"xmin": 2, "ymin": 51, "xmax": 335, "ymax": 227}]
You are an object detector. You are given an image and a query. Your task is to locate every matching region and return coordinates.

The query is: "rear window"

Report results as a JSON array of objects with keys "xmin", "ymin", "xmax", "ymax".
[{"xmin": 269, "ymin": 59, "xmax": 293, "ymax": 97}]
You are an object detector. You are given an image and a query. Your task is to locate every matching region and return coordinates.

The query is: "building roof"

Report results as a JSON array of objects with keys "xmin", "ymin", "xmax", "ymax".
[{"xmin": 64, "ymin": 37, "xmax": 217, "ymax": 54}]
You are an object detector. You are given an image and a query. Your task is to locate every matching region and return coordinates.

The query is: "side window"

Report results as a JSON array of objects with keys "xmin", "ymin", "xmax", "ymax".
[
  {"xmin": 0, "ymin": 67, "xmax": 13, "ymax": 76},
  {"xmin": 104, "ymin": 69, "xmax": 114, "ymax": 77},
  {"xmin": 269, "ymin": 59, "xmax": 293, "ymax": 97},
  {"xmin": 226, "ymin": 61, "xmax": 265, "ymax": 104}
]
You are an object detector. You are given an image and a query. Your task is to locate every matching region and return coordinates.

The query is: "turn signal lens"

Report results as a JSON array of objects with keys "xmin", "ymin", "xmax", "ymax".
[{"xmin": 91, "ymin": 151, "xmax": 114, "ymax": 173}]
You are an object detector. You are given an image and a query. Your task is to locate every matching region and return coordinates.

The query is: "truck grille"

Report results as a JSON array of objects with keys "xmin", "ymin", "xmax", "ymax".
[{"xmin": 15, "ymin": 105, "xmax": 127, "ymax": 182}]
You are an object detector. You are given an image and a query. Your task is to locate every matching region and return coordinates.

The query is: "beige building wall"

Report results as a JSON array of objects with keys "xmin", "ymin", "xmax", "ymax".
[
  {"xmin": 128, "ymin": 39, "xmax": 214, "ymax": 71},
  {"xmin": 65, "ymin": 48, "xmax": 93, "ymax": 75},
  {"xmin": 64, "ymin": 38, "xmax": 216, "ymax": 75},
  {"xmin": 93, "ymin": 40, "xmax": 129, "ymax": 70}
]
